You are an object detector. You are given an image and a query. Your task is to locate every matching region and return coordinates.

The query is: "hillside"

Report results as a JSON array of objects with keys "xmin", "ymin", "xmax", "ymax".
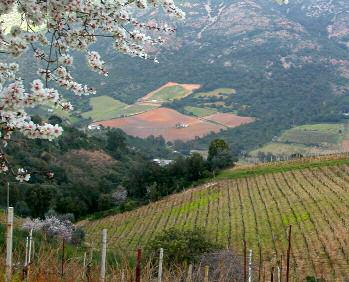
[
  {"xmin": 80, "ymin": 155, "xmax": 349, "ymax": 281},
  {"xmin": 70, "ymin": 0, "xmax": 349, "ymax": 152},
  {"xmin": 6, "ymin": 0, "xmax": 349, "ymax": 154}
]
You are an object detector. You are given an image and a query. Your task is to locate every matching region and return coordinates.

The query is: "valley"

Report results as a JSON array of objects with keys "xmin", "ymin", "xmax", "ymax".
[{"xmin": 85, "ymin": 82, "xmax": 254, "ymax": 141}]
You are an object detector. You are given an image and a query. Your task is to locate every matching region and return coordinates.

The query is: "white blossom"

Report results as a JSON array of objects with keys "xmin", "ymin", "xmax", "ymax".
[
  {"xmin": 22, "ymin": 216, "xmax": 76, "ymax": 241},
  {"xmin": 15, "ymin": 168, "xmax": 30, "ymax": 182}
]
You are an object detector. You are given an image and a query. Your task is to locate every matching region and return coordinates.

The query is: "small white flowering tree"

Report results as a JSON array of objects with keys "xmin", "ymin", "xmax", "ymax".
[
  {"xmin": 0, "ymin": 0, "xmax": 184, "ymax": 181},
  {"xmin": 22, "ymin": 216, "xmax": 76, "ymax": 242}
]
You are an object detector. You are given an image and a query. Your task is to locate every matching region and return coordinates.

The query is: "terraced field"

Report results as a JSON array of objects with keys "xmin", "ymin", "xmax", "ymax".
[{"xmin": 80, "ymin": 156, "xmax": 349, "ymax": 281}]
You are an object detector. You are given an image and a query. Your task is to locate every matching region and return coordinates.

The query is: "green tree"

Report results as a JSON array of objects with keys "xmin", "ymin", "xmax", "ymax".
[
  {"xmin": 186, "ymin": 153, "xmax": 206, "ymax": 181},
  {"xmin": 208, "ymin": 139, "xmax": 230, "ymax": 162},
  {"xmin": 208, "ymin": 139, "xmax": 235, "ymax": 171},
  {"xmin": 106, "ymin": 129, "xmax": 126, "ymax": 152},
  {"xmin": 25, "ymin": 185, "xmax": 55, "ymax": 218}
]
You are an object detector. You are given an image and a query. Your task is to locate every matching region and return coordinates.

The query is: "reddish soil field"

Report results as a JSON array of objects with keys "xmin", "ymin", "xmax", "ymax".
[
  {"xmin": 96, "ymin": 108, "xmax": 224, "ymax": 141},
  {"xmin": 204, "ymin": 113, "xmax": 254, "ymax": 127}
]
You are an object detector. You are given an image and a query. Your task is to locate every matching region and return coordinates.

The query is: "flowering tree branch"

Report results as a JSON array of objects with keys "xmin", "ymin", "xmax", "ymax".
[{"xmin": 0, "ymin": 0, "xmax": 184, "ymax": 181}]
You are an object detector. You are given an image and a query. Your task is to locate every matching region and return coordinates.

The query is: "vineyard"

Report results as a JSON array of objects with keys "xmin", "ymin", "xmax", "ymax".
[{"xmin": 80, "ymin": 159, "xmax": 349, "ymax": 280}]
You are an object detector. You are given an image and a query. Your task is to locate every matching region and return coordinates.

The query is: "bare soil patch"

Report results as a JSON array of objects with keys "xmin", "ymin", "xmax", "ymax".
[{"xmin": 96, "ymin": 107, "xmax": 224, "ymax": 141}]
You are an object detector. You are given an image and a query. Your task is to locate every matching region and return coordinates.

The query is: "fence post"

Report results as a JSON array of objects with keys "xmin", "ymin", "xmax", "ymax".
[
  {"xmin": 28, "ymin": 229, "xmax": 33, "ymax": 264},
  {"xmin": 5, "ymin": 207, "xmax": 14, "ymax": 282},
  {"xmin": 271, "ymin": 266, "xmax": 274, "ymax": 282},
  {"xmin": 23, "ymin": 229, "xmax": 33, "ymax": 282},
  {"xmin": 243, "ymin": 240, "xmax": 247, "ymax": 282},
  {"xmin": 61, "ymin": 239, "xmax": 65, "ymax": 277},
  {"xmin": 32, "ymin": 239, "xmax": 35, "ymax": 264},
  {"xmin": 248, "ymin": 249, "xmax": 253, "ymax": 282},
  {"xmin": 158, "ymin": 248, "xmax": 164, "ymax": 282},
  {"xmin": 204, "ymin": 265, "xmax": 209, "ymax": 282},
  {"xmin": 121, "ymin": 270, "xmax": 125, "ymax": 282},
  {"xmin": 100, "ymin": 229, "xmax": 107, "ymax": 282},
  {"xmin": 23, "ymin": 235, "xmax": 29, "ymax": 280},
  {"xmin": 24, "ymin": 235, "xmax": 29, "ymax": 267},
  {"xmin": 277, "ymin": 266, "xmax": 281, "ymax": 282},
  {"xmin": 258, "ymin": 245, "xmax": 262, "ymax": 281},
  {"xmin": 280, "ymin": 255, "xmax": 283, "ymax": 282},
  {"xmin": 187, "ymin": 264, "xmax": 193, "ymax": 282},
  {"xmin": 135, "ymin": 248, "xmax": 142, "ymax": 282},
  {"xmin": 286, "ymin": 226, "xmax": 292, "ymax": 282}
]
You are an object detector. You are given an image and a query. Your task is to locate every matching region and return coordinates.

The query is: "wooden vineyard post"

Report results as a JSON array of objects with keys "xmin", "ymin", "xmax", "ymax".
[
  {"xmin": 83, "ymin": 252, "xmax": 87, "ymax": 279},
  {"xmin": 100, "ymin": 229, "xmax": 107, "ymax": 282},
  {"xmin": 277, "ymin": 266, "xmax": 281, "ymax": 282},
  {"xmin": 248, "ymin": 249, "xmax": 253, "ymax": 282},
  {"xmin": 204, "ymin": 265, "xmax": 209, "ymax": 282},
  {"xmin": 5, "ymin": 207, "xmax": 14, "ymax": 282},
  {"xmin": 280, "ymin": 255, "xmax": 283, "ymax": 282},
  {"xmin": 243, "ymin": 240, "xmax": 247, "ymax": 282},
  {"xmin": 262, "ymin": 265, "xmax": 266, "ymax": 282},
  {"xmin": 61, "ymin": 239, "xmax": 65, "ymax": 277},
  {"xmin": 23, "ymin": 235, "xmax": 29, "ymax": 280},
  {"xmin": 286, "ymin": 226, "xmax": 292, "ymax": 282},
  {"xmin": 187, "ymin": 264, "xmax": 193, "ymax": 282},
  {"xmin": 27, "ymin": 229, "xmax": 33, "ymax": 281},
  {"xmin": 24, "ymin": 235, "xmax": 29, "ymax": 272},
  {"xmin": 258, "ymin": 245, "xmax": 262, "ymax": 282},
  {"xmin": 271, "ymin": 266, "xmax": 274, "ymax": 282},
  {"xmin": 135, "ymin": 248, "xmax": 142, "ymax": 282},
  {"xmin": 86, "ymin": 248, "xmax": 93, "ymax": 282},
  {"xmin": 158, "ymin": 248, "xmax": 164, "ymax": 282}
]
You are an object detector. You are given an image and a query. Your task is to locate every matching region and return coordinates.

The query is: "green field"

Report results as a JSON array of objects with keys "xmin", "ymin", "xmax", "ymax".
[
  {"xmin": 81, "ymin": 96, "xmax": 159, "ymax": 121},
  {"xmin": 82, "ymin": 96, "xmax": 128, "ymax": 121},
  {"xmin": 279, "ymin": 124, "xmax": 344, "ymax": 145},
  {"xmin": 251, "ymin": 123, "xmax": 345, "ymax": 157},
  {"xmin": 148, "ymin": 85, "xmax": 191, "ymax": 102},
  {"xmin": 194, "ymin": 88, "xmax": 236, "ymax": 98},
  {"xmin": 184, "ymin": 106, "xmax": 217, "ymax": 117},
  {"xmin": 116, "ymin": 104, "xmax": 158, "ymax": 116},
  {"xmin": 80, "ymin": 155, "xmax": 349, "ymax": 280}
]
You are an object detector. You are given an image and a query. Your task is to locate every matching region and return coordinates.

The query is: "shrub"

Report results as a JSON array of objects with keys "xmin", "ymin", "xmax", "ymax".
[{"xmin": 145, "ymin": 228, "xmax": 221, "ymax": 266}]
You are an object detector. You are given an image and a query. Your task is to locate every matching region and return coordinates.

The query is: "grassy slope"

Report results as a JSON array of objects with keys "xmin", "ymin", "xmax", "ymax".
[
  {"xmin": 149, "ymin": 85, "xmax": 189, "ymax": 102},
  {"xmin": 278, "ymin": 123, "xmax": 344, "ymax": 145},
  {"xmin": 217, "ymin": 155, "xmax": 349, "ymax": 179},
  {"xmin": 115, "ymin": 104, "xmax": 158, "ymax": 116},
  {"xmin": 250, "ymin": 123, "xmax": 345, "ymax": 156},
  {"xmin": 80, "ymin": 154, "xmax": 349, "ymax": 280},
  {"xmin": 184, "ymin": 106, "xmax": 217, "ymax": 117},
  {"xmin": 82, "ymin": 96, "xmax": 128, "ymax": 121},
  {"xmin": 194, "ymin": 88, "xmax": 235, "ymax": 98}
]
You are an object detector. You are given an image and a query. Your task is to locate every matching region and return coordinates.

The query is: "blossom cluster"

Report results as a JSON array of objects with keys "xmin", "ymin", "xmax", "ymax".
[
  {"xmin": 22, "ymin": 216, "xmax": 76, "ymax": 241},
  {"xmin": 0, "ymin": 0, "xmax": 183, "ymax": 181}
]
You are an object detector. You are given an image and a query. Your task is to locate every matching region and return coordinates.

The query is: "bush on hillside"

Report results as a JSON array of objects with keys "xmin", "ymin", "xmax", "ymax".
[{"xmin": 145, "ymin": 228, "xmax": 221, "ymax": 266}]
